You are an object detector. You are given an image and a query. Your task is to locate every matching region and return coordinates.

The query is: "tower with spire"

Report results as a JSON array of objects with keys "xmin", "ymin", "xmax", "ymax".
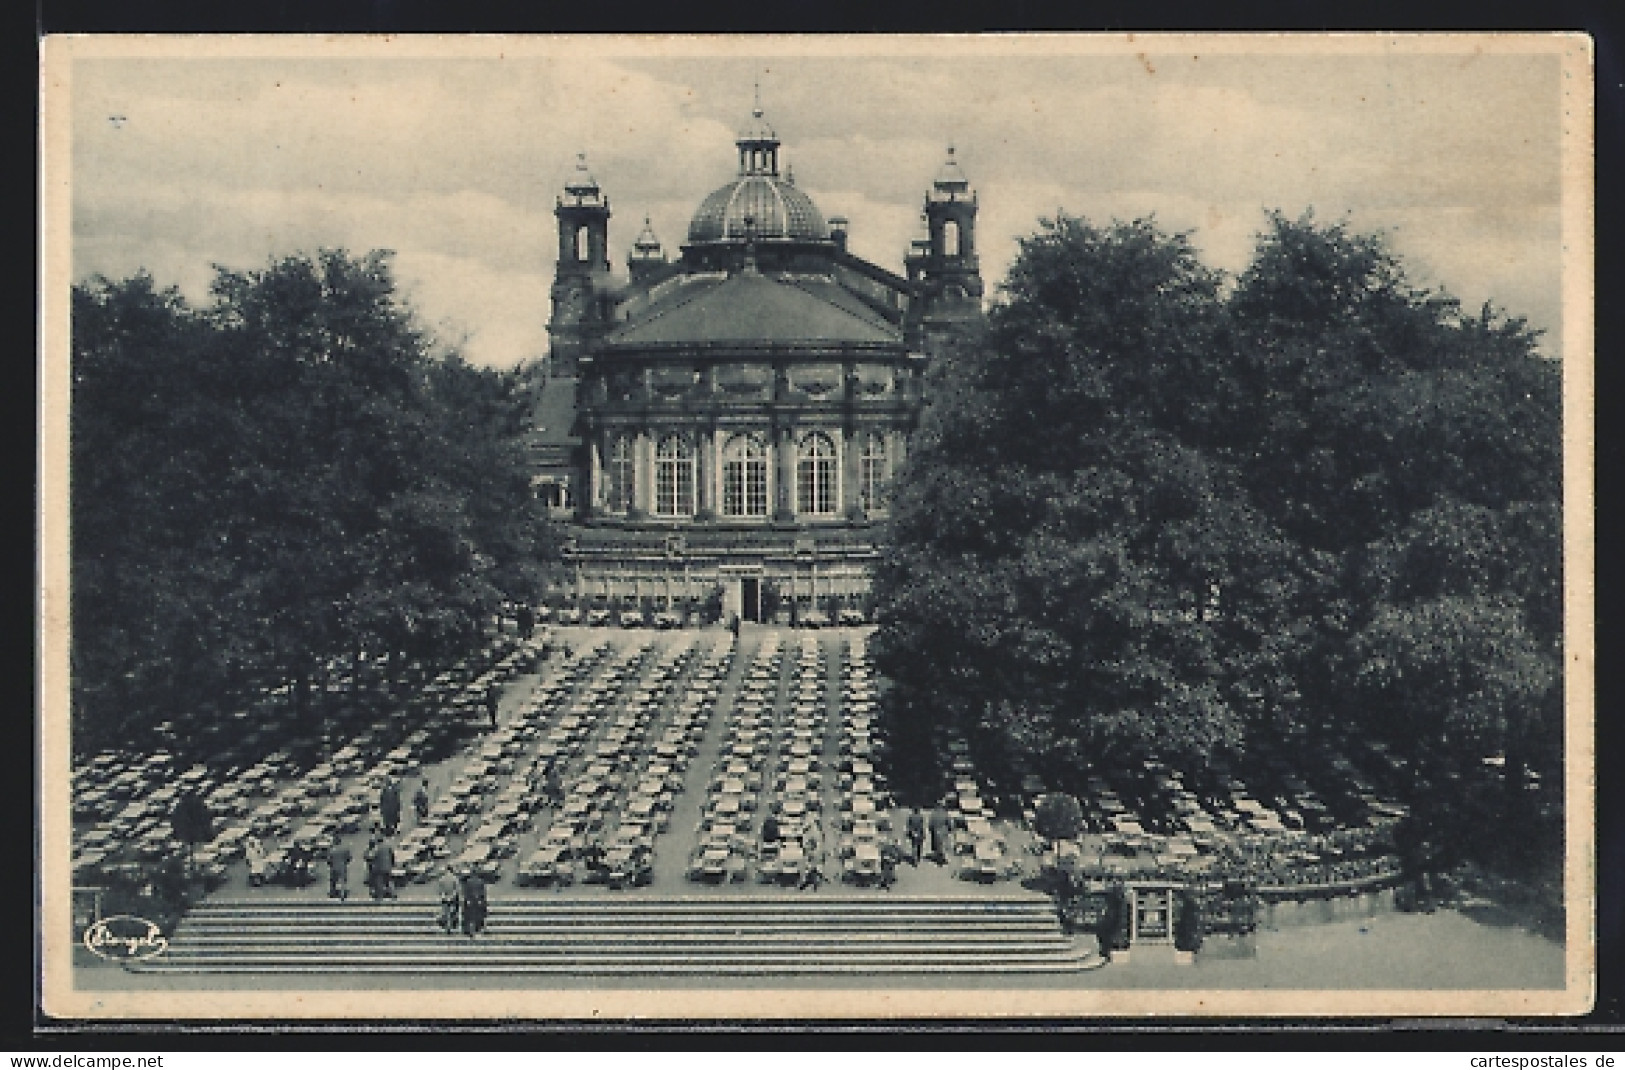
[
  {"xmin": 904, "ymin": 145, "xmax": 984, "ymax": 356},
  {"xmin": 549, "ymin": 153, "xmax": 612, "ymax": 377}
]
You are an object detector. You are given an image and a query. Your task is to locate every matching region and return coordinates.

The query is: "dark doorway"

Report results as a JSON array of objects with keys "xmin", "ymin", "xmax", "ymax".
[{"xmin": 742, "ymin": 578, "xmax": 761, "ymax": 623}]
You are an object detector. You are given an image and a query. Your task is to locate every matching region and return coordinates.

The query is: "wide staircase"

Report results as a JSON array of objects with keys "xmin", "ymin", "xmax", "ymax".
[{"xmin": 133, "ymin": 894, "xmax": 1100, "ymax": 977}]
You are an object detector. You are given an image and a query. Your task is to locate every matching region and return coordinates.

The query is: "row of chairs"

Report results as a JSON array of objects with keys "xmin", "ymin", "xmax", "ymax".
[
  {"xmin": 524, "ymin": 636, "xmax": 737, "ymax": 888},
  {"xmin": 687, "ymin": 635, "xmax": 785, "ymax": 883}
]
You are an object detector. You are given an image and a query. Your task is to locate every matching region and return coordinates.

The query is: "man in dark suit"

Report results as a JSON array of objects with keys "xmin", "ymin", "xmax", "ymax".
[
  {"xmin": 380, "ymin": 778, "xmax": 401, "ymax": 836},
  {"xmin": 928, "ymin": 805, "xmax": 952, "ymax": 866},
  {"xmin": 460, "ymin": 868, "xmax": 488, "ymax": 936},
  {"xmin": 905, "ymin": 808, "xmax": 926, "ymax": 865},
  {"xmin": 368, "ymin": 835, "xmax": 396, "ymax": 900}
]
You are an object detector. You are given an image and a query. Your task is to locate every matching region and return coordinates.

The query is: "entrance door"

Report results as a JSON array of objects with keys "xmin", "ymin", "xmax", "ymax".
[
  {"xmin": 1132, "ymin": 887, "xmax": 1173, "ymax": 943},
  {"xmin": 741, "ymin": 578, "xmax": 761, "ymax": 623}
]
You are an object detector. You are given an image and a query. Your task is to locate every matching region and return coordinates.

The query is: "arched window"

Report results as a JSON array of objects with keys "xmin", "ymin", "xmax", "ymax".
[
  {"xmin": 574, "ymin": 226, "xmax": 590, "ymax": 262},
  {"xmin": 859, "ymin": 432, "xmax": 889, "ymax": 513},
  {"xmin": 605, "ymin": 435, "xmax": 634, "ymax": 514},
  {"xmin": 796, "ymin": 431, "xmax": 838, "ymax": 517},
  {"xmin": 942, "ymin": 219, "xmax": 960, "ymax": 257},
  {"xmin": 721, "ymin": 433, "xmax": 769, "ymax": 518},
  {"xmin": 654, "ymin": 434, "xmax": 695, "ymax": 517}
]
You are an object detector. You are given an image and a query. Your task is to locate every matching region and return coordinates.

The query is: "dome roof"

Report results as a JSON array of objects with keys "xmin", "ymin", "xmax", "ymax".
[{"xmin": 688, "ymin": 175, "xmax": 829, "ymax": 243}]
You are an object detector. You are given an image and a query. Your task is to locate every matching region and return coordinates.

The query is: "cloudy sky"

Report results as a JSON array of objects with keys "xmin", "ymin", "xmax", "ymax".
[{"xmin": 63, "ymin": 36, "xmax": 1572, "ymax": 366}]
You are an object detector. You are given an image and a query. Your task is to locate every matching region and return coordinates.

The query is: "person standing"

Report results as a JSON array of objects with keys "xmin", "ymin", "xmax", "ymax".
[
  {"xmin": 797, "ymin": 829, "xmax": 824, "ymax": 891},
  {"xmin": 327, "ymin": 841, "xmax": 351, "ymax": 900},
  {"xmin": 437, "ymin": 866, "xmax": 462, "ymax": 933},
  {"xmin": 244, "ymin": 834, "xmax": 269, "ymax": 887},
  {"xmin": 460, "ymin": 867, "xmax": 488, "ymax": 936},
  {"xmin": 905, "ymin": 808, "xmax": 926, "ymax": 865},
  {"xmin": 380, "ymin": 778, "xmax": 402, "ymax": 837},
  {"xmin": 486, "ymin": 684, "xmax": 501, "ymax": 730},
  {"xmin": 928, "ymin": 805, "xmax": 952, "ymax": 866},
  {"xmin": 412, "ymin": 781, "xmax": 430, "ymax": 824},
  {"xmin": 368, "ymin": 834, "xmax": 396, "ymax": 900},
  {"xmin": 879, "ymin": 840, "xmax": 902, "ymax": 891},
  {"xmin": 362, "ymin": 833, "xmax": 380, "ymax": 899}
]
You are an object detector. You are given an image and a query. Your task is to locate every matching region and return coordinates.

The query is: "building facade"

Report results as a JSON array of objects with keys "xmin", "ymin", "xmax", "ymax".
[{"xmin": 533, "ymin": 101, "xmax": 982, "ymax": 622}]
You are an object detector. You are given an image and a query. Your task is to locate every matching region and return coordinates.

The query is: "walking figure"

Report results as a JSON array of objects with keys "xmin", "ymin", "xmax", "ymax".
[
  {"xmin": 928, "ymin": 805, "xmax": 952, "ymax": 866},
  {"xmin": 366, "ymin": 834, "xmax": 396, "ymax": 900},
  {"xmin": 326, "ymin": 841, "xmax": 351, "ymax": 900},
  {"xmin": 437, "ymin": 866, "xmax": 462, "ymax": 933},
  {"xmin": 460, "ymin": 867, "xmax": 489, "ymax": 936},
  {"xmin": 486, "ymin": 685, "xmax": 501, "ymax": 729},
  {"xmin": 380, "ymin": 778, "xmax": 402, "ymax": 836},
  {"xmin": 413, "ymin": 781, "xmax": 430, "ymax": 823},
  {"xmin": 905, "ymin": 808, "xmax": 926, "ymax": 866}
]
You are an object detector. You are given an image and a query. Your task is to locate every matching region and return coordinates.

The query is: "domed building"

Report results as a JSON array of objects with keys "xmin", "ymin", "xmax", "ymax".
[{"xmin": 531, "ymin": 100, "xmax": 983, "ymax": 623}]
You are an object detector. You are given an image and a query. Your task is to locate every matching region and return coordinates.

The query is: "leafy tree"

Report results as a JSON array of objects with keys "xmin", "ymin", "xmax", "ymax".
[
  {"xmin": 874, "ymin": 209, "xmax": 1563, "ymax": 882},
  {"xmin": 875, "ymin": 216, "xmax": 1296, "ymax": 774},
  {"xmin": 71, "ymin": 250, "xmax": 556, "ymax": 754},
  {"xmin": 1228, "ymin": 214, "xmax": 1562, "ymax": 802}
]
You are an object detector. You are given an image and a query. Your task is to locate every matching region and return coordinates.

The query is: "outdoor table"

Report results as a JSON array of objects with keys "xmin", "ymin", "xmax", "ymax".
[
  {"xmin": 781, "ymin": 797, "xmax": 808, "ymax": 819},
  {"xmin": 849, "ymin": 842, "xmax": 881, "ymax": 879},
  {"xmin": 778, "ymin": 842, "xmax": 805, "ymax": 874},
  {"xmin": 785, "ymin": 759, "xmax": 812, "ymax": 778},
  {"xmin": 714, "ymin": 795, "xmax": 741, "ymax": 817},
  {"xmin": 849, "ymin": 795, "xmax": 876, "ymax": 818},
  {"xmin": 848, "ymin": 818, "xmax": 880, "ymax": 842}
]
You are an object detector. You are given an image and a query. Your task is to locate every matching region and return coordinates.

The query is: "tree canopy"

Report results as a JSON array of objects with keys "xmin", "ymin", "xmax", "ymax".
[
  {"xmin": 872, "ymin": 212, "xmax": 1562, "ymax": 821},
  {"xmin": 71, "ymin": 250, "xmax": 555, "ymax": 754}
]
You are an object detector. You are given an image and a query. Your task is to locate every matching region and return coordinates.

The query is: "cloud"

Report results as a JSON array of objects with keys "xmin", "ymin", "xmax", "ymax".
[{"xmin": 68, "ymin": 46, "xmax": 1564, "ymax": 365}]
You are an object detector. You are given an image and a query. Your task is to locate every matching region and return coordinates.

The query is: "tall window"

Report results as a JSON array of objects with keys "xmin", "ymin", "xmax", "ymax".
[
  {"xmin": 722, "ymin": 433, "xmax": 769, "ymax": 518},
  {"xmin": 797, "ymin": 431, "xmax": 838, "ymax": 517},
  {"xmin": 655, "ymin": 434, "xmax": 695, "ymax": 517},
  {"xmin": 605, "ymin": 435, "xmax": 634, "ymax": 514},
  {"xmin": 859, "ymin": 432, "xmax": 889, "ymax": 513},
  {"xmin": 574, "ymin": 226, "xmax": 590, "ymax": 262},
  {"xmin": 942, "ymin": 219, "xmax": 960, "ymax": 257}
]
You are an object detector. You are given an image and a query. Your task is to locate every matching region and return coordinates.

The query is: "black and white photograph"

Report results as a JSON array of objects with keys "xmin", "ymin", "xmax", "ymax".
[{"xmin": 38, "ymin": 33, "xmax": 1594, "ymax": 1020}]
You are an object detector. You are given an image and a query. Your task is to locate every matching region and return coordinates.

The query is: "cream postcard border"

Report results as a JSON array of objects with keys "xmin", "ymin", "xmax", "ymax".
[{"xmin": 37, "ymin": 31, "xmax": 1597, "ymax": 1021}]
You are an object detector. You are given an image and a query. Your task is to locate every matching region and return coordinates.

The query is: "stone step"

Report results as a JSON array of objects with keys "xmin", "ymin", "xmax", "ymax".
[
  {"xmin": 180, "ymin": 908, "xmax": 1054, "ymax": 929},
  {"xmin": 136, "ymin": 958, "xmax": 1094, "ymax": 976},
  {"xmin": 140, "ymin": 894, "xmax": 1093, "ymax": 976},
  {"xmin": 191, "ymin": 895, "xmax": 1051, "ymax": 912},
  {"xmin": 171, "ymin": 930, "xmax": 1072, "ymax": 943},
  {"xmin": 139, "ymin": 945, "xmax": 1095, "ymax": 974}
]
